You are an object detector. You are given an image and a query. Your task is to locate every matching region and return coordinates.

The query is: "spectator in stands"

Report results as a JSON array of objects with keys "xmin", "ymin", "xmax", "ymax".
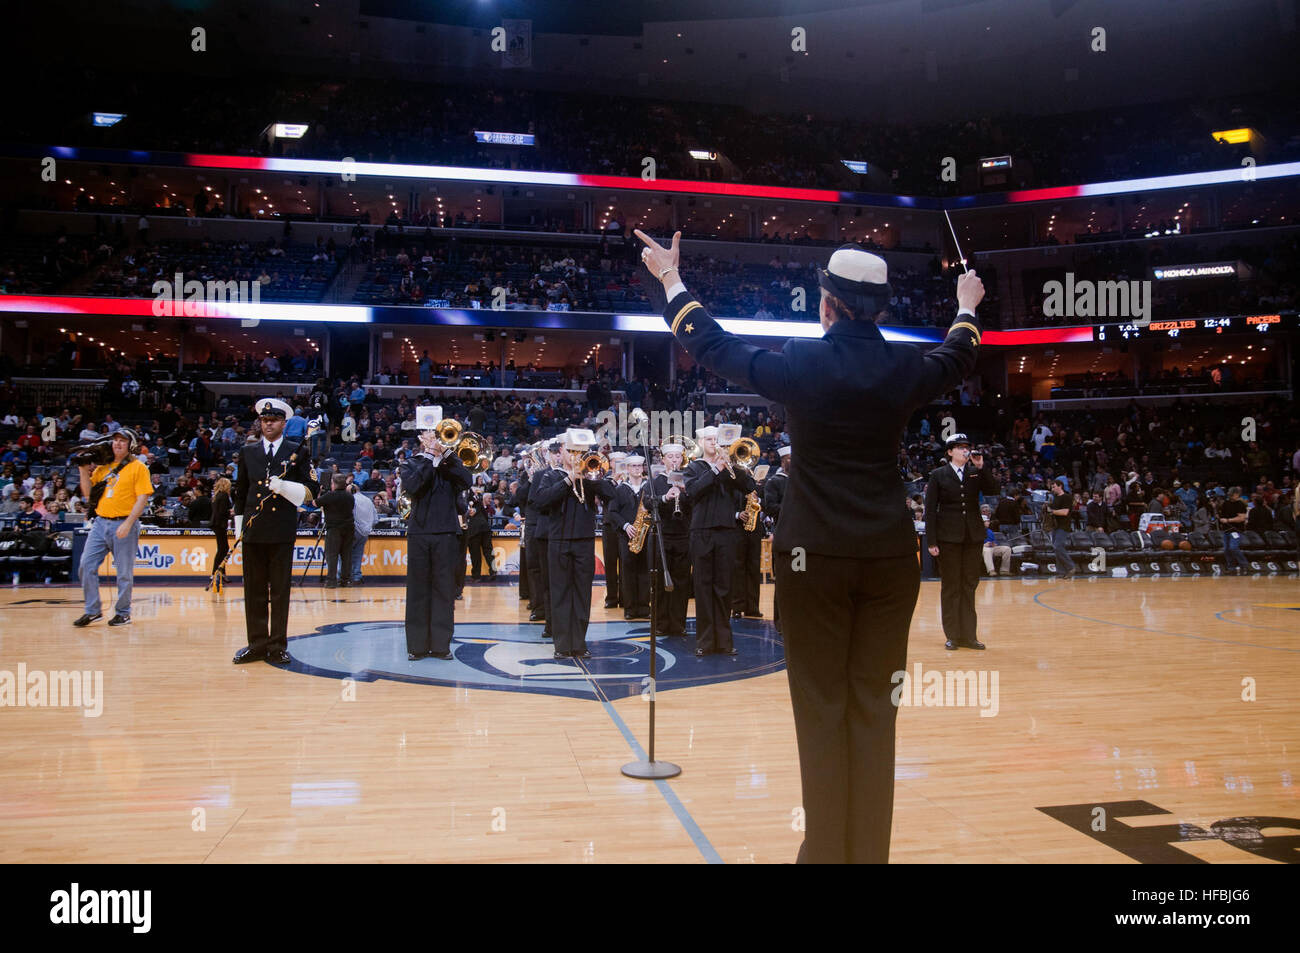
[
  {"xmin": 103, "ymin": 414, "xmax": 121, "ymax": 434},
  {"xmin": 188, "ymin": 482, "xmax": 213, "ymax": 528},
  {"xmin": 982, "ymin": 509, "xmax": 1012, "ymax": 576},
  {"xmin": 361, "ymin": 469, "xmax": 386, "ymax": 492},
  {"xmin": 1, "ymin": 487, "xmax": 22, "ymax": 515},
  {"xmin": 15, "ymin": 496, "xmax": 48, "ymax": 532},
  {"xmin": 1246, "ymin": 494, "xmax": 1275, "ymax": 533},
  {"xmin": 1085, "ymin": 492, "xmax": 1109, "ymax": 531}
]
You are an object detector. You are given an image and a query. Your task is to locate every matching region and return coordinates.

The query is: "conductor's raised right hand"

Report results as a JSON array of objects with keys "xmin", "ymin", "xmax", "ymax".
[{"xmin": 956, "ymin": 270, "xmax": 984, "ymax": 312}]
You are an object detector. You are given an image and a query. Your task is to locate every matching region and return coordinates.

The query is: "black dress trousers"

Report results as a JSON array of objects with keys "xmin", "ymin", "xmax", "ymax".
[
  {"xmin": 530, "ymin": 537, "xmax": 552, "ymax": 636},
  {"xmin": 732, "ymin": 526, "xmax": 762, "ymax": 615},
  {"xmin": 937, "ymin": 541, "xmax": 984, "ymax": 645},
  {"xmin": 775, "ymin": 550, "xmax": 920, "ymax": 864},
  {"xmin": 548, "ymin": 538, "xmax": 595, "ymax": 655},
  {"xmin": 242, "ymin": 540, "xmax": 294, "ymax": 655},
  {"xmin": 654, "ymin": 535, "xmax": 692, "ymax": 638},
  {"xmin": 405, "ymin": 533, "xmax": 458, "ymax": 655},
  {"xmin": 619, "ymin": 534, "xmax": 651, "ymax": 615},
  {"xmin": 690, "ymin": 527, "xmax": 738, "ymax": 652},
  {"xmin": 602, "ymin": 521, "xmax": 623, "ymax": 607}
]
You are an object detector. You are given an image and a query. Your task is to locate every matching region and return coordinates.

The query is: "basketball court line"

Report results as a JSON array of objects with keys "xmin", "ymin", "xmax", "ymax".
[{"xmin": 574, "ymin": 656, "xmax": 724, "ymax": 864}]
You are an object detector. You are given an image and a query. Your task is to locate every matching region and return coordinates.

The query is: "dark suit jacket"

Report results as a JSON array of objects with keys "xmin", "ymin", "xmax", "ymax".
[
  {"xmin": 534, "ymin": 473, "xmax": 614, "ymax": 540},
  {"xmin": 651, "ymin": 472, "xmax": 691, "ymax": 540},
  {"xmin": 684, "ymin": 458, "xmax": 755, "ymax": 530},
  {"xmin": 662, "ymin": 290, "xmax": 981, "ymax": 557},
  {"xmin": 234, "ymin": 438, "xmax": 320, "ymax": 544},
  {"xmin": 611, "ymin": 480, "xmax": 653, "ymax": 531},
  {"xmin": 924, "ymin": 463, "xmax": 999, "ymax": 548},
  {"xmin": 399, "ymin": 452, "xmax": 471, "ymax": 535}
]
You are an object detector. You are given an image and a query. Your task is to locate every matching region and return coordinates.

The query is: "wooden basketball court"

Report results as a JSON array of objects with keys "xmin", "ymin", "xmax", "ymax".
[{"xmin": 2, "ymin": 575, "xmax": 1296, "ymax": 863}]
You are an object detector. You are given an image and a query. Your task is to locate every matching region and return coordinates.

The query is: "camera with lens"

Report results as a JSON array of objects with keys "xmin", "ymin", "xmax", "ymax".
[{"xmin": 69, "ymin": 438, "xmax": 116, "ymax": 467}]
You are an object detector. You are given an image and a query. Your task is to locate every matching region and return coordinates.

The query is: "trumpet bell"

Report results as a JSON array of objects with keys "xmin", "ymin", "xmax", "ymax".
[
  {"xmin": 729, "ymin": 437, "xmax": 761, "ymax": 468},
  {"xmin": 435, "ymin": 418, "xmax": 463, "ymax": 447}
]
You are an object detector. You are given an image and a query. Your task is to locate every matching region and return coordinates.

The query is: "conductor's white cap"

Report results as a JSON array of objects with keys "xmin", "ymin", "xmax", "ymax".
[
  {"xmin": 255, "ymin": 397, "xmax": 293, "ymax": 419},
  {"xmin": 827, "ymin": 246, "xmax": 888, "ymax": 285}
]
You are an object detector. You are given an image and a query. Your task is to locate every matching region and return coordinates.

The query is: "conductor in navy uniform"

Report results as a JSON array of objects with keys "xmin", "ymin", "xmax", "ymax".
[
  {"xmin": 635, "ymin": 228, "xmax": 986, "ymax": 864},
  {"xmin": 924, "ymin": 434, "xmax": 999, "ymax": 651},
  {"xmin": 400, "ymin": 425, "xmax": 472, "ymax": 660},
  {"xmin": 233, "ymin": 397, "xmax": 320, "ymax": 665}
]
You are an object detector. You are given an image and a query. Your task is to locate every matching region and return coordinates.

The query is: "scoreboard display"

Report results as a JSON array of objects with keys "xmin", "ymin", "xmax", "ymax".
[{"xmin": 1094, "ymin": 313, "xmax": 1292, "ymax": 341}]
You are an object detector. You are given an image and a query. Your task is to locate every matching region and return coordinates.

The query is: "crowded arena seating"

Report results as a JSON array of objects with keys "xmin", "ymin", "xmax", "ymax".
[
  {"xmin": 84, "ymin": 237, "xmax": 340, "ymax": 303},
  {"xmin": 21, "ymin": 71, "xmax": 1300, "ymax": 196}
]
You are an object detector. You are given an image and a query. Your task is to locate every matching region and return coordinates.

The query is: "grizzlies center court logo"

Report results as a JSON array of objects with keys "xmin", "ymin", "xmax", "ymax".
[{"xmin": 284, "ymin": 619, "xmax": 785, "ymax": 700}]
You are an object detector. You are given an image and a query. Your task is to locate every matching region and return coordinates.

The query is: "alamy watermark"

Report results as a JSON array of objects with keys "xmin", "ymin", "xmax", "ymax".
[
  {"xmin": 891, "ymin": 663, "xmax": 999, "ymax": 717},
  {"xmin": 593, "ymin": 402, "xmax": 708, "ymax": 450},
  {"xmin": 152, "ymin": 270, "xmax": 262, "ymax": 318},
  {"xmin": 1042, "ymin": 273, "xmax": 1151, "ymax": 322},
  {"xmin": 0, "ymin": 663, "xmax": 103, "ymax": 717}
]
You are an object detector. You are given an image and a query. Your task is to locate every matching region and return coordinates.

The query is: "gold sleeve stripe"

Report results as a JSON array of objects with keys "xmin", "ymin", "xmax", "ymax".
[
  {"xmin": 670, "ymin": 301, "xmax": 703, "ymax": 336},
  {"xmin": 949, "ymin": 321, "xmax": 981, "ymax": 346}
]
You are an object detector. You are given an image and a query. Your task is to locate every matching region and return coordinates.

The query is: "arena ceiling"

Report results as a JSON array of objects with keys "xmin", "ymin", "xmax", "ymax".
[{"xmin": 23, "ymin": 0, "xmax": 1299, "ymax": 123}]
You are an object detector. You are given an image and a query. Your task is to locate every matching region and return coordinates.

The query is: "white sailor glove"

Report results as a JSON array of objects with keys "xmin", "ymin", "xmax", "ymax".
[{"xmin": 267, "ymin": 477, "xmax": 307, "ymax": 508}]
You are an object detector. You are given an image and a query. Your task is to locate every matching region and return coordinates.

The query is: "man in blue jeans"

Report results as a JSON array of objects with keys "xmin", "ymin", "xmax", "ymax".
[
  {"xmin": 349, "ymin": 483, "xmax": 376, "ymax": 584},
  {"xmin": 75, "ymin": 429, "xmax": 153, "ymax": 627},
  {"xmin": 1048, "ymin": 478, "xmax": 1077, "ymax": 578},
  {"xmin": 1219, "ymin": 486, "xmax": 1250, "ymax": 575}
]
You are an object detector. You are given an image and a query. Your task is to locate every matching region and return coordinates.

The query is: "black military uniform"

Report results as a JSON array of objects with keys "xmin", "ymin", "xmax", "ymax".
[
  {"xmin": 600, "ymin": 476, "xmax": 623, "ymax": 609},
  {"xmin": 400, "ymin": 447, "xmax": 472, "ymax": 658},
  {"xmin": 535, "ymin": 465, "xmax": 615, "ymax": 657},
  {"xmin": 684, "ymin": 447, "xmax": 755, "ymax": 655},
  {"xmin": 454, "ymin": 490, "xmax": 469, "ymax": 598},
  {"xmin": 651, "ymin": 468, "xmax": 692, "ymax": 638},
  {"xmin": 648, "ymin": 240, "xmax": 982, "ymax": 863},
  {"xmin": 525, "ymin": 460, "xmax": 556, "ymax": 629},
  {"xmin": 612, "ymin": 473, "xmax": 652, "ymax": 618},
  {"xmin": 763, "ymin": 454, "xmax": 790, "ymax": 630},
  {"xmin": 731, "ymin": 481, "xmax": 764, "ymax": 618},
  {"xmin": 510, "ymin": 471, "xmax": 531, "ymax": 604},
  {"xmin": 233, "ymin": 408, "xmax": 319, "ymax": 664},
  {"xmin": 924, "ymin": 436, "xmax": 999, "ymax": 650}
]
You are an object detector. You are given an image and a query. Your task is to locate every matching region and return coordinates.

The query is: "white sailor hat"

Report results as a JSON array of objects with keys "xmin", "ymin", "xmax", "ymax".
[
  {"xmin": 818, "ymin": 244, "xmax": 891, "ymax": 313},
  {"xmin": 255, "ymin": 397, "xmax": 293, "ymax": 419},
  {"xmin": 562, "ymin": 428, "xmax": 596, "ymax": 451},
  {"xmin": 625, "ymin": 454, "xmax": 645, "ymax": 465},
  {"xmin": 608, "ymin": 451, "xmax": 628, "ymax": 462},
  {"xmin": 945, "ymin": 432, "xmax": 972, "ymax": 448},
  {"xmin": 696, "ymin": 425, "xmax": 719, "ymax": 440},
  {"xmin": 661, "ymin": 443, "xmax": 684, "ymax": 454},
  {"xmin": 777, "ymin": 446, "xmax": 791, "ymax": 458}
]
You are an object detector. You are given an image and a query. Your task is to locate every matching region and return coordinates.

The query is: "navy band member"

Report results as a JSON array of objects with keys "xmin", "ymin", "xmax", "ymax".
[
  {"xmin": 764, "ymin": 445, "xmax": 791, "ymax": 632},
  {"xmin": 612, "ymin": 454, "xmax": 653, "ymax": 619},
  {"xmin": 527, "ymin": 441, "xmax": 562, "ymax": 635},
  {"xmin": 534, "ymin": 430, "xmax": 615, "ymax": 659},
  {"xmin": 924, "ymin": 434, "xmax": 999, "ymax": 650},
  {"xmin": 400, "ymin": 425, "xmax": 472, "ymax": 660},
  {"xmin": 509, "ymin": 458, "xmax": 531, "ymax": 605},
  {"xmin": 636, "ymin": 229, "xmax": 984, "ymax": 864},
  {"xmin": 732, "ymin": 467, "xmax": 765, "ymax": 619},
  {"xmin": 233, "ymin": 398, "xmax": 320, "ymax": 665},
  {"xmin": 601, "ymin": 451, "xmax": 627, "ymax": 609},
  {"xmin": 683, "ymin": 425, "xmax": 755, "ymax": 656},
  {"xmin": 652, "ymin": 443, "xmax": 693, "ymax": 638}
]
